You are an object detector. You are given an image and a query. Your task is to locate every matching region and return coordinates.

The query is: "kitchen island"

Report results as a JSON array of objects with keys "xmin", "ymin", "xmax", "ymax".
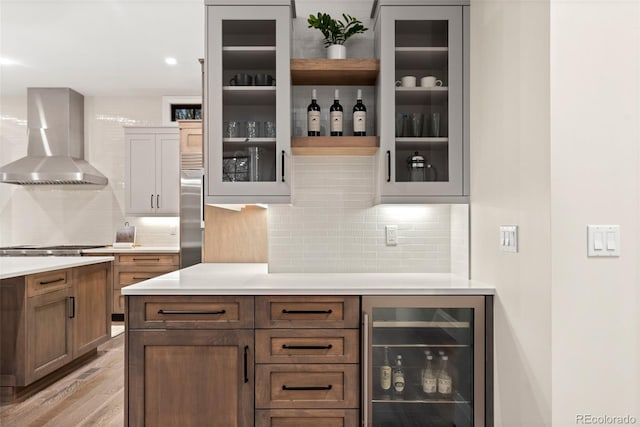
[
  {"xmin": 1, "ymin": 256, "xmax": 114, "ymax": 402},
  {"xmin": 123, "ymin": 263, "xmax": 494, "ymax": 427}
]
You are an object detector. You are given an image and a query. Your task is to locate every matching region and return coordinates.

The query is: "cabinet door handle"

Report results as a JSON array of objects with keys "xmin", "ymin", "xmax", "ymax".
[
  {"xmin": 281, "ymin": 309, "xmax": 332, "ymax": 314},
  {"xmin": 39, "ymin": 277, "xmax": 65, "ymax": 285},
  {"xmin": 386, "ymin": 150, "xmax": 391, "ymax": 182},
  {"xmin": 68, "ymin": 296, "xmax": 76, "ymax": 319},
  {"xmin": 281, "ymin": 150, "xmax": 285, "ymax": 182},
  {"xmin": 363, "ymin": 312, "xmax": 369, "ymax": 426},
  {"xmin": 157, "ymin": 309, "xmax": 226, "ymax": 315},
  {"xmin": 150, "ymin": 194, "xmax": 154, "ymax": 208},
  {"xmin": 156, "ymin": 194, "xmax": 160, "ymax": 209},
  {"xmin": 282, "ymin": 384, "xmax": 332, "ymax": 391},
  {"xmin": 243, "ymin": 345, "xmax": 249, "ymax": 383},
  {"xmin": 282, "ymin": 344, "xmax": 333, "ymax": 350}
]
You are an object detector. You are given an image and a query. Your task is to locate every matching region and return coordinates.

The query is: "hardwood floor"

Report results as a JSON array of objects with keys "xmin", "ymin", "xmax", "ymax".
[{"xmin": 0, "ymin": 333, "xmax": 124, "ymax": 427}]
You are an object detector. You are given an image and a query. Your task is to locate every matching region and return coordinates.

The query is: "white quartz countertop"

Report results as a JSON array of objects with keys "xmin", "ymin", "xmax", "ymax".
[
  {"xmin": 82, "ymin": 246, "xmax": 179, "ymax": 254},
  {"xmin": 0, "ymin": 256, "xmax": 115, "ymax": 280},
  {"xmin": 121, "ymin": 263, "xmax": 495, "ymax": 296}
]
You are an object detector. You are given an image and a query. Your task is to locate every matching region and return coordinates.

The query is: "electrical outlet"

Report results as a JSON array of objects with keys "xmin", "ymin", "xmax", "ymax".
[{"xmin": 385, "ymin": 225, "xmax": 398, "ymax": 246}]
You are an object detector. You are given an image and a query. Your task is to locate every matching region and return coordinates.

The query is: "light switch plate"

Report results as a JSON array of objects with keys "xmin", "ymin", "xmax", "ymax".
[
  {"xmin": 587, "ymin": 225, "xmax": 620, "ymax": 257},
  {"xmin": 500, "ymin": 225, "xmax": 518, "ymax": 253}
]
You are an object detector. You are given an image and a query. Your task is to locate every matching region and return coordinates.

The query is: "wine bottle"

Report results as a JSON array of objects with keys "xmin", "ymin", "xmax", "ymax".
[
  {"xmin": 329, "ymin": 89, "xmax": 343, "ymax": 136},
  {"xmin": 380, "ymin": 346, "xmax": 392, "ymax": 398},
  {"xmin": 437, "ymin": 355, "xmax": 452, "ymax": 399},
  {"xmin": 422, "ymin": 353, "xmax": 437, "ymax": 398},
  {"xmin": 352, "ymin": 89, "xmax": 366, "ymax": 136},
  {"xmin": 307, "ymin": 89, "xmax": 321, "ymax": 136},
  {"xmin": 392, "ymin": 354, "xmax": 405, "ymax": 398}
]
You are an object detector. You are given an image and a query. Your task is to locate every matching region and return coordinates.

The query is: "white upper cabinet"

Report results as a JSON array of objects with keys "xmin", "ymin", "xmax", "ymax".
[
  {"xmin": 205, "ymin": 1, "xmax": 291, "ymax": 204},
  {"xmin": 373, "ymin": 1, "xmax": 470, "ymax": 203},
  {"xmin": 125, "ymin": 127, "xmax": 180, "ymax": 216}
]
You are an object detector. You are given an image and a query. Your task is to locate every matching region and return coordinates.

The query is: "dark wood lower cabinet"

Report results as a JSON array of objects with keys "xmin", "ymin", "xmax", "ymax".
[
  {"xmin": 72, "ymin": 262, "xmax": 111, "ymax": 357},
  {"xmin": 126, "ymin": 329, "xmax": 254, "ymax": 427},
  {"xmin": 255, "ymin": 409, "xmax": 359, "ymax": 427}
]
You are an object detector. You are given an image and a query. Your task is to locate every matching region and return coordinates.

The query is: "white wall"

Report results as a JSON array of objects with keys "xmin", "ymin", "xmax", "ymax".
[
  {"xmin": 550, "ymin": 1, "xmax": 640, "ymax": 424},
  {"xmin": 470, "ymin": 1, "xmax": 552, "ymax": 426},
  {"xmin": 0, "ymin": 96, "xmax": 179, "ymax": 247}
]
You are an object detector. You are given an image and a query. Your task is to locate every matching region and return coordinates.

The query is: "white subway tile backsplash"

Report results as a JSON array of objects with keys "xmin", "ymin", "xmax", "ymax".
[
  {"xmin": 268, "ymin": 156, "xmax": 467, "ymax": 273},
  {"xmin": 0, "ymin": 96, "xmax": 179, "ymax": 247}
]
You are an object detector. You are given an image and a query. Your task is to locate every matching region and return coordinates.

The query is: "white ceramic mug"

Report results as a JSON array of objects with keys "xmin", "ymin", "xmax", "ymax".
[
  {"xmin": 420, "ymin": 76, "xmax": 443, "ymax": 88},
  {"xmin": 395, "ymin": 76, "xmax": 417, "ymax": 87}
]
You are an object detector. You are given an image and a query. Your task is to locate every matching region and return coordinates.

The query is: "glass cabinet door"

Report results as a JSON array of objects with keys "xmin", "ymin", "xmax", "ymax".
[
  {"xmin": 378, "ymin": 6, "xmax": 465, "ymax": 200},
  {"xmin": 205, "ymin": 4, "xmax": 290, "ymax": 203},
  {"xmin": 363, "ymin": 296, "xmax": 486, "ymax": 427}
]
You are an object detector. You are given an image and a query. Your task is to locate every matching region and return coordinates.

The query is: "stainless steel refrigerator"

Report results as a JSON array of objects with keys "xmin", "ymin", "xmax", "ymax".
[{"xmin": 180, "ymin": 168, "xmax": 204, "ymax": 268}]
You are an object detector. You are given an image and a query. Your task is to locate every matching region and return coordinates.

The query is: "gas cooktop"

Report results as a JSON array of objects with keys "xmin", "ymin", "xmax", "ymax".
[{"xmin": 0, "ymin": 245, "xmax": 106, "ymax": 256}]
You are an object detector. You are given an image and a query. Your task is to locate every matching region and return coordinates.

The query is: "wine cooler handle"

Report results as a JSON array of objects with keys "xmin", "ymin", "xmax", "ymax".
[
  {"xmin": 281, "ymin": 150, "xmax": 285, "ymax": 182},
  {"xmin": 363, "ymin": 311, "xmax": 369, "ymax": 426},
  {"xmin": 386, "ymin": 151, "xmax": 391, "ymax": 182},
  {"xmin": 243, "ymin": 345, "xmax": 249, "ymax": 383}
]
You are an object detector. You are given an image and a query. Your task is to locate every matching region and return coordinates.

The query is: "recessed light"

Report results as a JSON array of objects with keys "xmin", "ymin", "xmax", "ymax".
[
  {"xmin": 165, "ymin": 57, "xmax": 177, "ymax": 65},
  {"xmin": 0, "ymin": 57, "xmax": 16, "ymax": 66}
]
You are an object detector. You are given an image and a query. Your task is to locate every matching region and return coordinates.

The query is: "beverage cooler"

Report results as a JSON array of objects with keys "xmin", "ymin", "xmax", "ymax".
[{"xmin": 362, "ymin": 296, "xmax": 492, "ymax": 427}]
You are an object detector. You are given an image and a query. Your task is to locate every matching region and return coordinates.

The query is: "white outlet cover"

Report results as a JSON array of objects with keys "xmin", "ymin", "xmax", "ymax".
[{"xmin": 385, "ymin": 225, "xmax": 398, "ymax": 246}]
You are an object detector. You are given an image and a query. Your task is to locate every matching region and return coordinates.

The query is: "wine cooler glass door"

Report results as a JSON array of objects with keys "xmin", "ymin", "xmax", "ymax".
[{"xmin": 363, "ymin": 297, "xmax": 485, "ymax": 427}]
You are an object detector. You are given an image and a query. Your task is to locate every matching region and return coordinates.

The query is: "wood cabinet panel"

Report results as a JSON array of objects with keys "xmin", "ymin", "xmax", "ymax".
[
  {"xmin": 256, "ymin": 296, "xmax": 359, "ymax": 329},
  {"xmin": 72, "ymin": 263, "xmax": 111, "ymax": 357},
  {"xmin": 255, "ymin": 329, "xmax": 359, "ymax": 364},
  {"xmin": 255, "ymin": 409, "xmax": 359, "ymax": 427},
  {"xmin": 128, "ymin": 295, "xmax": 254, "ymax": 329},
  {"xmin": 127, "ymin": 329, "xmax": 253, "ymax": 427},
  {"xmin": 26, "ymin": 288, "xmax": 73, "ymax": 384},
  {"xmin": 118, "ymin": 254, "xmax": 179, "ymax": 266},
  {"xmin": 255, "ymin": 364, "xmax": 359, "ymax": 409},
  {"xmin": 113, "ymin": 290, "xmax": 125, "ymax": 314},
  {"xmin": 26, "ymin": 269, "xmax": 70, "ymax": 297}
]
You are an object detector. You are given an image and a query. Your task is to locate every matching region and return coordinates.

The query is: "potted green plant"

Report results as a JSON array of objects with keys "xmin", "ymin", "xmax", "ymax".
[{"xmin": 307, "ymin": 12, "xmax": 368, "ymax": 59}]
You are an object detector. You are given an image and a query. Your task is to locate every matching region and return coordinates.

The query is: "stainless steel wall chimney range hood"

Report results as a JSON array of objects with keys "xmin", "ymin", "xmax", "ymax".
[{"xmin": 0, "ymin": 88, "xmax": 108, "ymax": 185}]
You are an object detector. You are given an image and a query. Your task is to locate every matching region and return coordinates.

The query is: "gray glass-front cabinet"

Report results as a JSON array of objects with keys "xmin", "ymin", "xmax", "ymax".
[
  {"xmin": 362, "ymin": 296, "xmax": 492, "ymax": 427},
  {"xmin": 373, "ymin": 2, "xmax": 470, "ymax": 203},
  {"xmin": 205, "ymin": 0, "xmax": 291, "ymax": 204}
]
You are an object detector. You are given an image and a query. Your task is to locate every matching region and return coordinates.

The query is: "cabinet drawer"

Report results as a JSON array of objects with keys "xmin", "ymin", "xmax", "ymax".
[
  {"xmin": 128, "ymin": 295, "xmax": 254, "ymax": 329},
  {"xmin": 255, "ymin": 364, "xmax": 359, "ymax": 409},
  {"xmin": 26, "ymin": 269, "xmax": 71, "ymax": 297},
  {"xmin": 117, "ymin": 253, "xmax": 179, "ymax": 266},
  {"xmin": 256, "ymin": 409, "xmax": 358, "ymax": 427},
  {"xmin": 256, "ymin": 329, "xmax": 359, "ymax": 364},
  {"xmin": 255, "ymin": 296, "xmax": 359, "ymax": 329},
  {"xmin": 116, "ymin": 271, "xmax": 171, "ymax": 289}
]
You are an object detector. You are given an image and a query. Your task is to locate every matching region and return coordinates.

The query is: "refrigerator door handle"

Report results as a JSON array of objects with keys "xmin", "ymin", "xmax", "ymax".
[
  {"xmin": 200, "ymin": 174, "xmax": 205, "ymax": 229},
  {"xmin": 363, "ymin": 311, "xmax": 369, "ymax": 426}
]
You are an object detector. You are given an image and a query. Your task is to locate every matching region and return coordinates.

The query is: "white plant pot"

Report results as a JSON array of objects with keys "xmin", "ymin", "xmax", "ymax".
[{"xmin": 327, "ymin": 44, "xmax": 347, "ymax": 59}]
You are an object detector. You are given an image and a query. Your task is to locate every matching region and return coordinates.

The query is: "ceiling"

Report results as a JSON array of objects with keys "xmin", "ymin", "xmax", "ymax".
[{"xmin": 0, "ymin": 0, "xmax": 205, "ymax": 97}]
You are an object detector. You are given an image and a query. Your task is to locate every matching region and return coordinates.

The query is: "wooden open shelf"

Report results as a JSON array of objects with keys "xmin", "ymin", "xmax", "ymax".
[
  {"xmin": 291, "ymin": 136, "xmax": 379, "ymax": 156},
  {"xmin": 291, "ymin": 59, "xmax": 380, "ymax": 85}
]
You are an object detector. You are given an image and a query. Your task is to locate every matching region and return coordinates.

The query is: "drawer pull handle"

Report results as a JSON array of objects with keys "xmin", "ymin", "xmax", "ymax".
[
  {"xmin": 281, "ymin": 309, "xmax": 333, "ymax": 314},
  {"xmin": 282, "ymin": 344, "xmax": 333, "ymax": 350},
  {"xmin": 132, "ymin": 276, "xmax": 151, "ymax": 280},
  {"xmin": 157, "ymin": 309, "xmax": 226, "ymax": 315},
  {"xmin": 133, "ymin": 258, "xmax": 160, "ymax": 261},
  {"xmin": 282, "ymin": 385, "xmax": 332, "ymax": 391},
  {"xmin": 39, "ymin": 277, "xmax": 65, "ymax": 285},
  {"xmin": 243, "ymin": 346, "xmax": 249, "ymax": 383}
]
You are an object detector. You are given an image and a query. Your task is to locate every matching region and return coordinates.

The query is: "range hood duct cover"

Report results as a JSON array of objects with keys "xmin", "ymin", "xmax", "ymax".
[{"xmin": 0, "ymin": 88, "xmax": 108, "ymax": 185}]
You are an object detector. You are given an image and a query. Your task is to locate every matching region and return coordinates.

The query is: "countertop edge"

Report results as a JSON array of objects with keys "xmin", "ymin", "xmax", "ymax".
[
  {"xmin": 0, "ymin": 256, "xmax": 115, "ymax": 280},
  {"xmin": 82, "ymin": 247, "xmax": 179, "ymax": 254}
]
